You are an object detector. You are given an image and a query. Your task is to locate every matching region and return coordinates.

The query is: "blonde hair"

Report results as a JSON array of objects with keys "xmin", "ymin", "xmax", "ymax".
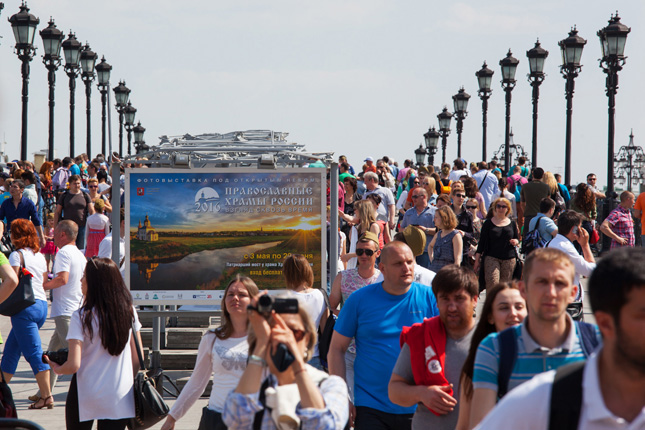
[
  {"xmin": 94, "ymin": 198, "xmax": 106, "ymax": 213},
  {"xmin": 355, "ymin": 200, "xmax": 377, "ymax": 235},
  {"xmin": 524, "ymin": 248, "xmax": 575, "ymax": 284},
  {"xmin": 542, "ymin": 171, "xmax": 558, "ymax": 194},
  {"xmin": 422, "ymin": 177, "xmax": 436, "ymax": 195},
  {"xmin": 489, "ymin": 197, "xmax": 512, "ymax": 218}
]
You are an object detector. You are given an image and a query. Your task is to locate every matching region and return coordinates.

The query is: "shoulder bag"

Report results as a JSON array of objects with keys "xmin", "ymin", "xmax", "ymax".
[
  {"xmin": 317, "ymin": 288, "xmax": 337, "ymax": 372},
  {"xmin": 0, "ymin": 371, "xmax": 17, "ymax": 418},
  {"xmin": 0, "ymin": 250, "xmax": 36, "ymax": 317},
  {"xmin": 128, "ymin": 322, "xmax": 171, "ymax": 429}
]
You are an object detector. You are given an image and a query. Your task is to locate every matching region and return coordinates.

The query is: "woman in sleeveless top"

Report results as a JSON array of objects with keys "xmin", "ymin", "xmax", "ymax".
[
  {"xmin": 84, "ymin": 199, "xmax": 110, "ymax": 258},
  {"xmin": 428, "ymin": 206, "xmax": 463, "ymax": 272}
]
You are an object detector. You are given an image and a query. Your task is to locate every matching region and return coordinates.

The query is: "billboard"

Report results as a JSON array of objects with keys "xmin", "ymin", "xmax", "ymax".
[{"xmin": 126, "ymin": 168, "xmax": 326, "ymax": 305}]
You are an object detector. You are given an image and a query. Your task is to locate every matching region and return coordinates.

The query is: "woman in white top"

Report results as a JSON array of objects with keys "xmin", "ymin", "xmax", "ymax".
[
  {"xmin": 84, "ymin": 199, "xmax": 110, "ymax": 258},
  {"xmin": 46, "ymin": 257, "xmax": 142, "ymax": 429},
  {"xmin": 283, "ymin": 254, "xmax": 328, "ymax": 371},
  {"xmin": 161, "ymin": 275, "xmax": 260, "ymax": 430},
  {"xmin": 0, "ymin": 219, "xmax": 50, "ymax": 409}
]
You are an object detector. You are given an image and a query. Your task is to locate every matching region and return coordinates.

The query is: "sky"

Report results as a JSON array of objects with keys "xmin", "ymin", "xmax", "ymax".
[{"xmin": 0, "ymin": 0, "xmax": 643, "ymax": 189}]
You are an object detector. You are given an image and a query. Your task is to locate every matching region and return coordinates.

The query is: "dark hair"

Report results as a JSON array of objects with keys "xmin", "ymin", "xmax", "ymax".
[
  {"xmin": 454, "ymin": 159, "xmax": 465, "ymax": 170},
  {"xmin": 478, "ymin": 161, "xmax": 488, "ymax": 170},
  {"xmin": 460, "ymin": 282, "xmax": 519, "ymax": 400},
  {"xmin": 343, "ymin": 177, "xmax": 357, "ymax": 193},
  {"xmin": 82, "ymin": 258, "xmax": 134, "ymax": 356},
  {"xmin": 461, "ymin": 177, "xmax": 478, "ymax": 198},
  {"xmin": 589, "ymin": 247, "xmax": 645, "ymax": 324},
  {"xmin": 557, "ymin": 210, "xmax": 582, "ymax": 236},
  {"xmin": 283, "ymin": 254, "xmax": 314, "ymax": 289},
  {"xmin": 539, "ymin": 197, "xmax": 556, "ymax": 214},
  {"xmin": 12, "ymin": 179, "xmax": 25, "ymax": 190},
  {"xmin": 573, "ymin": 183, "xmax": 595, "ymax": 213},
  {"xmin": 215, "ymin": 275, "xmax": 259, "ymax": 340},
  {"xmin": 62, "ymin": 157, "xmax": 73, "ymax": 167},
  {"xmin": 436, "ymin": 194, "xmax": 451, "ymax": 205},
  {"xmin": 587, "ymin": 173, "xmax": 596, "ymax": 180},
  {"xmin": 366, "ymin": 193, "xmax": 382, "ymax": 206},
  {"xmin": 498, "ymin": 177, "xmax": 507, "ymax": 190},
  {"xmin": 620, "ymin": 191, "xmax": 634, "ymax": 203},
  {"xmin": 532, "ymin": 167, "xmax": 544, "ymax": 179},
  {"xmin": 97, "ymin": 170, "xmax": 108, "ymax": 181},
  {"xmin": 88, "ymin": 161, "xmax": 100, "ymax": 173},
  {"xmin": 518, "ymin": 156, "xmax": 527, "ymax": 165},
  {"xmin": 431, "ymin": 264, "xmax": 478, "ymax": 299},
  {"xmin": 10, "ymin": 218, "xmax": 39, "ymax": 252},
  {"xmin": 340, "ymin": 162, "xmax": 350, "ymax": 172},
  {"xmin": 120, "ymin": 208, "xmax": 125, "ymax": 224},
  {"xmin": 20, "ymin": 171, "xmax": 35, "ymax": 184},
  {"xmin": 69, "ymin": 174, "xmax": 81, "ymax": 183}
]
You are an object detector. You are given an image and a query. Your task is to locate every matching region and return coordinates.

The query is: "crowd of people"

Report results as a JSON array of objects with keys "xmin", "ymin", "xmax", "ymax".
[{"xmin": 0, "ymin": 151, "xmax": 644, "ymax": 430}]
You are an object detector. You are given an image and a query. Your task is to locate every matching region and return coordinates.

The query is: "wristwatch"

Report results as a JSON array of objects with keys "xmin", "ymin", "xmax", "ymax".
[{"xmin": 248, "ymin": 354, "xmax": 266, "ymax": 367}]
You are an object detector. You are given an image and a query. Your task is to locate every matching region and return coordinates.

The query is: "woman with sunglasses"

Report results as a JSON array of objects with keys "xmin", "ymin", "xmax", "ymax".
[
  {"xmin": 87, "ymin": 178, "xmax": 112, "ymax": 214},
  {"xmin": 428, "ymin": 206, "xmax": 463, "ymax": 272},
  {"xmin": 224, "ymin": 293, "xmax": 349, "ymax": 430},
  {"xmin": 450, "ymin": 185, "xmax": 476, "ymax": 266},
  {"xmin": 162, "ymin": 276, "xmax": 259, "ymax": 430},
  {"xmin": 474, "ymin": 197, "xmax": 520, "ymax": 291},
  {"xmin": 46, "ymin": 258, "xmax": 142, "ymax": 429},
  {"xmin": 421, "ymin": 176, "xmax": 438, "ymax": 207}
]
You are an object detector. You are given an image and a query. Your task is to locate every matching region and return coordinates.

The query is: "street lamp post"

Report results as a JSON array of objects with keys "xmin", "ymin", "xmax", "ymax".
[
  {"xmin": 423, "ymin": 126, "xmax": 440, "ymax": 167},
  {"xmin": 61, "ymin": 32, "xmax": 82, "ymax": 156},
  {"xmin": 614, "ymin": 131, "xmax": 644, "ymax": 192},
  {"xmin": 414, "ymin": 145, "xmax": 427, "ymax": 168},
  {"xmin": 526, "ymin": 40, "xmax": 548, "ymax": 167},
  {"xmin": 559, "ymin": 27, "xmax": 586, "ymax": 187},
  {"xmin": 40, "ymin": 18, "xmax": 64, "ymax": 161},
  {"xmin": 437, "ymin": 107, "xmax": 452, "ymax": 164},
  {"xmin": 133, "ymin": 122, "xmax": 148, "ymax": 154},
  {"xmin": 475, "ymin": 62, "xmax": 494, "ymax": 161},
  {"xmin": 95, "ymin": 57, "xmax": 112, "ymax": 156},
  {"xmin": 113, "ymin": 81, "xmax": 130, "ymax": 156},
  {"xmin": 80, "ymin": 43, "xmax": 97, "ymax": 158},
  {"xmin": 9, "ymin": 2, "xmax": 39, "ymax": 161},
  {"xmin": 499, "ymin": 50, "xmax": 519, "ymax": 173},
  {"xmin": 124, "ymin": 102, "xmax": 137, "ymax": 155},
  {"xmin": 452, "ymin": 88, "xmax": 471, "ymax": 159},
  {"xmin": 598, "ymin": 13, "xmax": 631, "ymax": 193}
]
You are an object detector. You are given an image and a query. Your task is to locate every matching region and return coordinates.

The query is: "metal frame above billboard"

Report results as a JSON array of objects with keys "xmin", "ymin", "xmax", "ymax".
[{"xmin": 126, "ymin": 167, "xmax": 327, "ymax": 305}]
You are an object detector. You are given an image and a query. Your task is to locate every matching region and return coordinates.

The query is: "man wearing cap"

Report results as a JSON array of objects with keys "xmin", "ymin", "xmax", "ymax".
[
  {"xmin": 363, "ymin": 157, "xmax": 377, "ymax": 174},
  {"xmin": 401, "ymin": 188, "xmax": 436, "ymax": 268},
  {"xmin": 363, "ymin": 171, "xmax": 396, "ymax": 231},
  {"xmin": 330, "ymin": 231, "xmax": 382, "ymax": 403},
  {"xmin": 330, "ymin": 241, "xmax": 440, "ymax": 430}
]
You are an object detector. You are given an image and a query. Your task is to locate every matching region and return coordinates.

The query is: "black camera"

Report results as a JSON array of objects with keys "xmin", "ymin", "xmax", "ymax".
[
  {"xmin": 256, "ymin": 295, "xmax": 299, "ymax": 316},
  {"xmin": 42, "ymin": 348, "xmax": 68, "ymax": 366}
]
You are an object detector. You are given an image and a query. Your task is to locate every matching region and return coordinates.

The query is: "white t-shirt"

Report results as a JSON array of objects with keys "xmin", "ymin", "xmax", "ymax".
[
  {"xmin": 67, "ymin": 307, "xmax": 142, "ymax": 422},
  {"xmin": 9, "ymin": 248, "xmax": 47, "ymax": 302},
  {"xmin": 375, "ymin": 263, "xmax": 436, "ymax": 288},
  {"xmin": 97, "ymin": 232, "xmax": 126, "ymax": 278},
  {"xmin": 51, "ymin": 244, "xmax": 86, "ymax": 318},
  {"xmin": 169, "ymin": 332, "xmax": 248, "ymax": 419},
  {"xmin": 293, "ymin": 289, "xmax": 326, "ymax": 358},
  {"xmin": 85, "ymin": 213, "xmax": 111, "ymax": 232}
]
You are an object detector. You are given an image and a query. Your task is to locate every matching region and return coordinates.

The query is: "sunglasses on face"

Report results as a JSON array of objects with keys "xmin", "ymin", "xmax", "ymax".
[
  {"xmin": 356, "ymin": 248, "xmax": 375, "ymax": 256},
  {"xmin": 454, "ymin": 193, "xmax": 466, "ymax": 198},
  {"xmin": 411, "ymin": 194, "xmax": 426, "ymax": 199},
  {"xmin": 496, "ymin": 204, "xmax": 508, "ymax": 210},
  {"xmin": 466, "ymin": 205, "xmax": 478, "ymax": 209},
  {"xmin": 89, "ymin": 185, "xmax": 98, "ymax": 188}
]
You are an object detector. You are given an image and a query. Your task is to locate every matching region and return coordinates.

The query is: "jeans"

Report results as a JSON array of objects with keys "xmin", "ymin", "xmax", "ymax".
[
  {"xmin": 76, "ymin": 225, "xmax": 86, "ymax": 250},
  {"xmin": 1, "ymin": 300, "xmax": 48, "ymax": 375}
]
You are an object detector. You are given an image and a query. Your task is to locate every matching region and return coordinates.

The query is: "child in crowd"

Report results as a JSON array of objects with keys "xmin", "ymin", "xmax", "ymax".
[{"xmin": 41, "ymin": 213, "xmax": 57, "ymax": 272}]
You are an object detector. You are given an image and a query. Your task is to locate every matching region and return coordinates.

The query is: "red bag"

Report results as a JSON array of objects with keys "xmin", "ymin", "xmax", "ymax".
[{"xmin": 590, "ymin": 227, "xmax": 600, "ymax": 245}]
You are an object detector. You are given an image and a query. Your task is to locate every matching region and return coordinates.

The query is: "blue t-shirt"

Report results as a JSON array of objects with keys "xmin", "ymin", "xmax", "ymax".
[
  {"xmin": 69, "ymin": 164, "xmax": 81, "ymax": 176},
  {"xmin": 528, "ymin": 213, "xmax": 557, "ymax": 242},
  {"xmin": 334, "ymin": 281, "xmax": 439, "ymax": 414}
]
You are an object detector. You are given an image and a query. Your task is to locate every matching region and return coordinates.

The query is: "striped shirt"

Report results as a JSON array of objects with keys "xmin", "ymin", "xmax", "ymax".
[{"xmin": 472, "ymin": 316, "xmax": 601, "ymax": 394}]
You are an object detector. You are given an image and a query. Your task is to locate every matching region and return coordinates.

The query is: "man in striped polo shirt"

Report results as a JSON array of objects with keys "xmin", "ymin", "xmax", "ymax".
[{"xmin": 468, "ymin": 248, "xmax": 601, "ymax": 428}]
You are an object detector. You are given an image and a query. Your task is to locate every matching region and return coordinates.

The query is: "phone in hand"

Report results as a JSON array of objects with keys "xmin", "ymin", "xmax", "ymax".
[{"xmin": 572, "ymin": 226, "xmax": 579, "ymax": 235}]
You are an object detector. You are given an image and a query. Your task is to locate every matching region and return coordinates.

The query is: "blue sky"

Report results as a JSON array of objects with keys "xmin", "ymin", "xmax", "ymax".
[{"xmin": 0, "ymin": 0, "xmax": 643, "ymax": 189}]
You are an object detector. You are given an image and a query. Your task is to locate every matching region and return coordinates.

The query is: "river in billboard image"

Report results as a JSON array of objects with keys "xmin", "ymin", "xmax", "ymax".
[{"xmin": 130, "ymin": 241, "xmax": 282, "ymax": 290}]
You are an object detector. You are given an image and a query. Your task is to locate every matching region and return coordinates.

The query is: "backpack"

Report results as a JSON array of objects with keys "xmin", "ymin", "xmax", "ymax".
[
  {"xmin": 508, "ymin": 177, "xmax": 522, "ymax": 201},
  {"xmin": 440, "ymin": 179, "xmax": 453, "ymax": 194},
  {"xmin": 548, "ymin": 361, "xmax": 585, "ymax": 430},
  {"xmin": 496, "ymin": 321, "xmax": 599, "ymax": 399},
  {"xmin": 521, "ymin": 217, "xmax": 547, "ymax": 256}
]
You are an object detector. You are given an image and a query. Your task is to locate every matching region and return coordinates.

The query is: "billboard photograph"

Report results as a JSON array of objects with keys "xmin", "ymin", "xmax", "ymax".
[{"xmin": 126, "ymin": 168, "xmax": 325, "ymax": 304}]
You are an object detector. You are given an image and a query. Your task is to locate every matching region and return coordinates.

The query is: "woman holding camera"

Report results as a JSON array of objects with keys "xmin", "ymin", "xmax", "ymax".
[
  {"xmin": 223, "ymin": 293, "xmax": 349, "ymax": 430},
  {"xmin": 0, "ymin": 219, "xmax": 51, "ymax": 410},
  {"xmin": 46, "ymin": 258, "xmax": 141, "ymax": 429},
  {"xmin": 161, "ymin": 275, "xmax": 260, "ymax": 430}
]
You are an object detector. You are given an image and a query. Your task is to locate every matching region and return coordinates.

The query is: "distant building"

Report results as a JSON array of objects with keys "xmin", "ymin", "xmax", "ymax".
[{"xmin": 137, "ymin": 215, "xmax": 159, "ymax": 241}]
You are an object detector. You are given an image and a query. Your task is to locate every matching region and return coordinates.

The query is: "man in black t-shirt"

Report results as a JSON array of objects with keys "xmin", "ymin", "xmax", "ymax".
[{"xmin": 54, "ymin": 175, "xmax": 95, "ymax": 250}]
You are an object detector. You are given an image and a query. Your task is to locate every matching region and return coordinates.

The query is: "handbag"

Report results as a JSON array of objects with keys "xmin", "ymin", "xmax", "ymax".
[
  {"xmin": 198, "ymin": 406, "xmax": 227, "ymax": 430},
  {"xmin": 128, "ymin": 323, "xmax": 170, "ymax": 429},
  {"xmin": 512, "ymin": 247, "xmax": 524, "ymax": 281},
  {"xmin": 589, "ymin": 226, "xmax": 600, "ymax": 245},
  {"xmin": 0, "ymin": 370, "xmax": 17, "ymax": 418},
  {"xmin": 0, "ymin": 250, "xmax": 35, "ymax": 317}
]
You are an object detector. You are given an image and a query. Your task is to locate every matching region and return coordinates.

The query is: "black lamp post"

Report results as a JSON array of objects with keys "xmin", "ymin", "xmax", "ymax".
[
  {"xmin": 423, "ymin": 126, "xmax": 440, "ymax": 167},
  {"xmin": 95, "ymin": 57, "xmax": 112, "ymax": 156},
  {"xmin": 9, "ymin": 2, "xmax": 39, "ymax": 161},
  {"xmin": 526, "ymin": 40, "xmax": 548, "ymax": 167},
  {"xmin": 499, "ymin": 50, "xmax": 519, "ymax": 173},
  {"xmin": 437, "ymin": 107, "xmax": 452, "ymax": 164},
  {"xmin": 614, "ymin": 131, "xmax": 644, "ymax": 192},
  {"xmin": 559, "ymin": 27, "xmax": 586, "ymax": 187},
  {"xmin": 598, "ymin": 13, "xmax": 631, "ymax": 193},
  {"xmin": 124, "ymin": 102, "xmax": 137, "ymax": 155},
  {"xmin": 40, "ymin": 18, "xmax": 63, "ymax": 161},
  {"xmin": 113, "ymin": 81, "xmax": 130, "ymax": 156},
  {"xmin": 414, "ymin": 145, "xmax": 427, "ymax": 168},
  {"xmin": 452, "ymin": 88, "xmax": 471, "ymax": 159},
  {"xmin": 61, "ymin": 31, "xmax": 82, "ymax": 156},
  {"xmin": 80, "ymin": 43, "xmax": 97, "ymax": 158},
  {"xmin": 475, "ymin": 62, "xmax": 494, "ymax": 161},
  {"xmin": 133, "ymin": 122, "xmax": 148, "ymax": 154}
]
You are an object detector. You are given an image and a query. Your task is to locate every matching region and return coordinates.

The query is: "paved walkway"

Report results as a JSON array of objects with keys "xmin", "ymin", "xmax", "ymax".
[{"xmin": 0, "ymin": 307, "xmax": 207, "ymax": 430}]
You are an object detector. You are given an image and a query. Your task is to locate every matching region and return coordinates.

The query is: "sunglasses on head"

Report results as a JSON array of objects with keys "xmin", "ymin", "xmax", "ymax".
[{"xmin": 356, "ymin": 248, "xmax": 375, "ymax": 256}]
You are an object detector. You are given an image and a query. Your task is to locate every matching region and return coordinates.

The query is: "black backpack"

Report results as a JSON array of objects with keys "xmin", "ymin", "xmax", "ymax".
[
  {"xmin": 521, "ymin": 217, "xmax": 548, "ymax": 256},
  {"xmin": 496, "ymin": 321, "xmax": 599, "ymax": 398},
  {"xmin": 548, "ymin": 361, "xmax": 585, "ymax": 430}
]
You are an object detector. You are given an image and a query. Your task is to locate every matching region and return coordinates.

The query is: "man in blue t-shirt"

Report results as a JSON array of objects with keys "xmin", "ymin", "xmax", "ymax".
[{"xmin": 329, "ymin": 241, "xmax": 440, "ymax": 430}]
